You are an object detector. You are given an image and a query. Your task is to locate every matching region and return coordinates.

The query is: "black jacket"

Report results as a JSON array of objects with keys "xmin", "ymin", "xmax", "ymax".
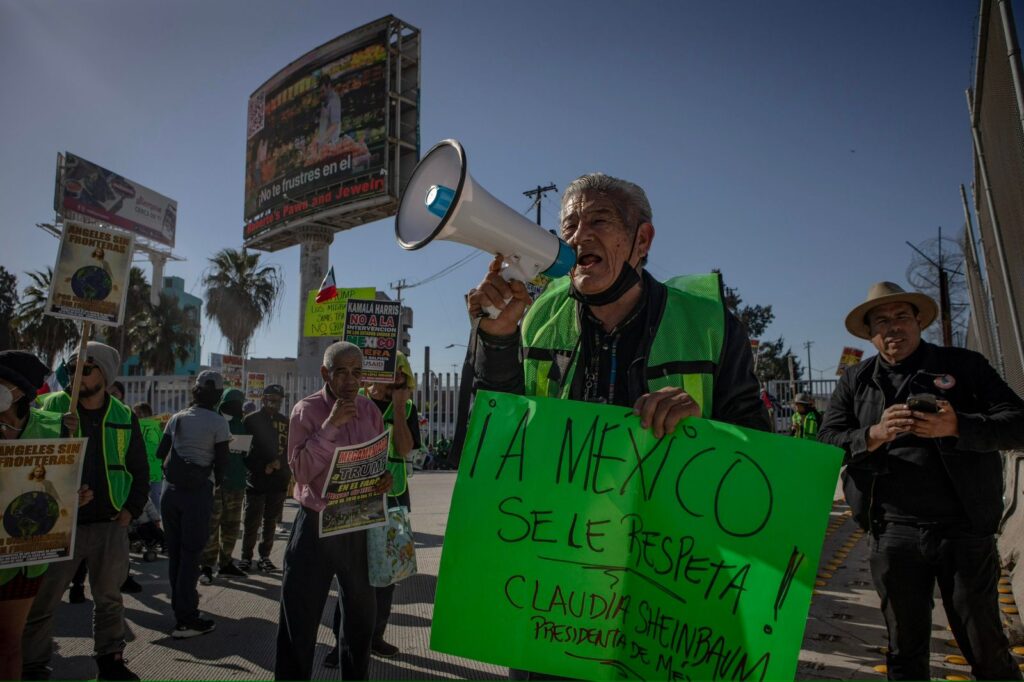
[
  {"xmin": 819, "ymin": 341, "xmax": 1024, "ymax": 535},
  {"xmin": 473, "ymin": 271, "xmax": 770, "ymax": 431},
  {"xmin": 242, "ymin": 410, "xmax": 291, "ymax": 493}
]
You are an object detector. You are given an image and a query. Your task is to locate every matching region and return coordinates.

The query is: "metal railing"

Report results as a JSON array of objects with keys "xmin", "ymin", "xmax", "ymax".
[
  {"xmin": 765, "ymin": 378, "xmax": 839, "ymax": 434},
  {"xmin": 116, "ymin": 370, "xmax": 461, "ymax": 445}
]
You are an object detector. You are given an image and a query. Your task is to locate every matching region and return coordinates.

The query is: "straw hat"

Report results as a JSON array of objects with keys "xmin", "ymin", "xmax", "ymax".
[{"xmin": 844, "ymin": 281, "xmax": 937, "ymax": 339}]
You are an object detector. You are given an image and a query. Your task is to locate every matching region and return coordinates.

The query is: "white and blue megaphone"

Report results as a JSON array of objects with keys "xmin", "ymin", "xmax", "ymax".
[{"xmin": 395, "ymin": 139, "xmax": 575, "ymax": 315}]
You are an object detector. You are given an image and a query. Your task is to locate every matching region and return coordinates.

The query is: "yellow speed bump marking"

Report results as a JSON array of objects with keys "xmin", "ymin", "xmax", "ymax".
[
  {"xmin": 998, "ymin": 587, "xmax": 1013, "ymax": 594},
  {"xmin": 944, "ymin": 655, "xmax": 968, "ymax": 666},
  {"xmin": 945, "ymin": 639, "xmax": 959, "ymax": 648},
  {"xmin": 1000, "ymin": 596, "xmax": 1016, "ymax": 604},
  {"xmin": 814, "ymin": 580, "xmax": 827, "ymax": 587},
  {"xmin": 1002, "ymin": 606, "xmax": 1019, "ymax": 614},
  {"xmin": 873, "ymin": 664, "xmax": 888, "ymax": 675},
  {"xmin": 945, "ymin": 675, "xmax": 969, "ymax": 681},
  {"xmin": 999, "ymin": 577, "xmax": 1012, "ymax": 585},
  {"xmin": 818, "ymin": 572, "xmax": 833, "ymax": 579},
  {"xmin": 1012, "ymin": 645, "xmax": 1024, "ymax": 656}
]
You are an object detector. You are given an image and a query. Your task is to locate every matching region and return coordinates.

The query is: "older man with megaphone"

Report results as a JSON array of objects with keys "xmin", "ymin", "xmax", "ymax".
[{"xmin": 468, "ymin": 172, "xmax": 768, "ymax": 437}]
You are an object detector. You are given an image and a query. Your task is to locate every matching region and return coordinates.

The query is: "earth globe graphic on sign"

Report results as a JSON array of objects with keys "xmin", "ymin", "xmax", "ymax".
[
  {"xmin": 70, "ymin": 265, "xmax": 113, "ymax": 301},
  {"xmin": 4, "ymin": 491, "xmax": 59, "ymax": 539}
]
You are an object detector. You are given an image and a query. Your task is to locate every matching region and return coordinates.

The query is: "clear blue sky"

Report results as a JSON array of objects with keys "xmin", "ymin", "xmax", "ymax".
[{"xmin": 0, "ymin": 1, "xmax": 985, "ymax": 380}]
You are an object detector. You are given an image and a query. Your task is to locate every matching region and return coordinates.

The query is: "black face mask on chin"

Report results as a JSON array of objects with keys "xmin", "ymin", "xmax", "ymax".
[
  {"xmin": 568, "ymin": 262, "xmax": 641, "ymax": 306},
  {"xmin": 568, "ymin": 225, "xmax": 643, "ymax": 307}
]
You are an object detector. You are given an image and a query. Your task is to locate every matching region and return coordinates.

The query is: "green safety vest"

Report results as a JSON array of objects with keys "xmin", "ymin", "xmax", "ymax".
[
  {"xmin": 138, "ymin": 418, "xmax": 164, "ymax": 483},
  {"xmin": 0, "ymin": 407, "xmax": 65, "ymax": 585},
  {"xmin": 37, "ymin": 391, "xmax": 134, "ymax": 510},
  {"xmin": 360, "ymin": 389, "xmax": 413, "ymax": 497},
  {"xmin": 791, "ymin": 410, "xmax": 820, "ymax": 440},
  {"xmin": 521, "ymin": 274, "xmax": 725, "ymax": 416}
]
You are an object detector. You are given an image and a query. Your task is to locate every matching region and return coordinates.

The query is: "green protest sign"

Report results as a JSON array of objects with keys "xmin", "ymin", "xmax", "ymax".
[
  {"xmin": 302, "ymin": 287, "xmax": 374, "ymax": 337},
  {"xmin": 431, "ymin": 391, "xmax": 843, "ymax": 681}
]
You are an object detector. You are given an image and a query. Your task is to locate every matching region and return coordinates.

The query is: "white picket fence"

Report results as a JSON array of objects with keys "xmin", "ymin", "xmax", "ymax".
[{"xmin": 117, "ymin": 371, "xmax": 461, "ymax": 445}]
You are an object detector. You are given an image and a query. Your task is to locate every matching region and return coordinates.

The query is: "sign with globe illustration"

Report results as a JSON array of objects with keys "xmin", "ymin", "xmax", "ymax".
[
  {"xmin": 4, "ymin": 491, "xmax": 59, "ymax": 539},
  {"xmin": 45, "ymin": 221, "xmax": 134, "ymax": 326},
  {"xmin": 0, "ymin": 438, "xmax": 87, "ymax": 570},
  {"xmin": 70, "ymin": 265, "xmax": 113, "ymax": 301}
]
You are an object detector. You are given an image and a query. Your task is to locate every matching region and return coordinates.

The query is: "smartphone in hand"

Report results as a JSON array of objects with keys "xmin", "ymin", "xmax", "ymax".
[{"xmin": 907, "ymin": 393, "xmax": 939, "ymax": 414}]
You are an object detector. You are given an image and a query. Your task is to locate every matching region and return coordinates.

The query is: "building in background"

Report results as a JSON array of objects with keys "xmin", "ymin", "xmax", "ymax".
[{"xmin": 122, "ymin": 275, "xmax": 201, "ymax": 376}]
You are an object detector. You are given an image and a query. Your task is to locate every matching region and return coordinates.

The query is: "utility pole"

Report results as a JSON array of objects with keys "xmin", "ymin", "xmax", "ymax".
[
  {"xmin": 389, "ymin": 278, "xmax": 407, "ymax": 304},
  {"xmin": 906, "ymin": 230, "xmax": 954, "ymax": 347},
  {"xmin": 523, "ymin": 184, "xmax": 558, "ymax": 225},
  {"xmin": 803, "ymin": 341, "xmax": 813, "ymax": 390}
]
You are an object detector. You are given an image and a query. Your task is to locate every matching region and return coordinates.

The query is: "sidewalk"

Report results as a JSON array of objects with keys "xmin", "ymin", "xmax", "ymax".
[{"xmin": 44, "ymin": 472, "xmax": 1021, "ymax": 680}]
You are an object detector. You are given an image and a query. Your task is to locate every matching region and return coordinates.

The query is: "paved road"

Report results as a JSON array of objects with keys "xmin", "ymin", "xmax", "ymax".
[{"xmin": 44, "ymin": 472, "xmax": 1021, "ymax": 680}]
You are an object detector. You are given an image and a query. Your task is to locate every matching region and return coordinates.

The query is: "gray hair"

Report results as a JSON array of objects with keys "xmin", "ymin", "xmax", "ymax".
[
  {"xmin": 323, "ymin": 341, "xmax": 362, "ymax": 369},
  {"xmin": 561, "ymin": 173, "xmax": 653, "ymax": 228}
]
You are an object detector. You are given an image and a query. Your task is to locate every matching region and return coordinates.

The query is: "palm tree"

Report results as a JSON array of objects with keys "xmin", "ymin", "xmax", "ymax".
[
  {"xmin": 96, "ymin": 266, "xmax": 151, "ymax": 362},
  {"xmin": 136, "ymin": 292, "xmax": 199, "ymax": 374},
  {"xmin": 202, "ymin": 248, "xmax": 283, "ymax": 357},
  {"xmin": 15, "ymin": 268, "xmax": 80, "ymax": 367}
]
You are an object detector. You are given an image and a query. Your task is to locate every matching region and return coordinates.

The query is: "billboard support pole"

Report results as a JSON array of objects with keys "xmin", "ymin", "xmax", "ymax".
[{"xmin": 296, "ymin": 226, "xmax": 335, "ymax": 377}]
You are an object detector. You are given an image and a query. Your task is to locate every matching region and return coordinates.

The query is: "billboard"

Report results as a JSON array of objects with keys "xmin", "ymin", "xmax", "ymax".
[
  {"xmin": 56, "ymin": 152, "xmax": 177, "ymax": 247},
  {"xmin": 244, "ymin": 29, "xmax": 390, "ymax": 242}
]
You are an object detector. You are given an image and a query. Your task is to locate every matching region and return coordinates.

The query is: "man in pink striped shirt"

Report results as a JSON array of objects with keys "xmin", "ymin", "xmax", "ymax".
[{"xmin": 274, "ymin": 341, "xmax": 391, "ymax": 681}]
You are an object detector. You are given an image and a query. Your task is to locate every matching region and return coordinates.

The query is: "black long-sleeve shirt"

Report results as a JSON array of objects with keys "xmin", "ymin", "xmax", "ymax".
[
  {"xmin": 819, "ymin": 341, "xmax": 1024, "ymax": 534},
  {"xmin": 472, "ymin": 271, "xmax": 770, "ymax": 431}
]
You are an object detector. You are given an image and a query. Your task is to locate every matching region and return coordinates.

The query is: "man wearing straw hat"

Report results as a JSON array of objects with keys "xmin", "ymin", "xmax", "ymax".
[{"xmin": 819, "ymin": 281, "xmax": 1024, "ymax": 680}]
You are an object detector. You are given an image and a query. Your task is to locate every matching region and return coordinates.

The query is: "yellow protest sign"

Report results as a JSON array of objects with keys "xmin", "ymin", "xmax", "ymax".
[{"xmin": 303, "ymin": 287, "xmax": 374, "ymax": 337}]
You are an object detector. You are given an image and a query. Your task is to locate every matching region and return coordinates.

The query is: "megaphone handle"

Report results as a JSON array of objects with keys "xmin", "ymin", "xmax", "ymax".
[{"xmin": 481, "ymin": 260, "xmax": 530, "ymax": 319}]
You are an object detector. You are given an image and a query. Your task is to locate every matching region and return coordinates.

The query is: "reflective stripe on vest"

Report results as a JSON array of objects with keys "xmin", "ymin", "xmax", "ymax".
[
  {"xmin": 359, "ymin": 390, "xmax": 412, "ymax": 497},
  {"xmin": 37, "ymin": 392, "xmax": 134, "ymax": 509},
  {"xmin": 793, "ymin": 411, "xmax": 820, "ymax": 440},
  {"xmin": 522, "ymin": 273, "xmax": 724, "ymax": 417}
]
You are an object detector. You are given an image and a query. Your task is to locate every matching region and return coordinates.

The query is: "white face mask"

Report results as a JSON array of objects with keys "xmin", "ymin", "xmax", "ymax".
[{"xmin": 0, "ymin": 385, "xmax": 19, "ymax": 413}]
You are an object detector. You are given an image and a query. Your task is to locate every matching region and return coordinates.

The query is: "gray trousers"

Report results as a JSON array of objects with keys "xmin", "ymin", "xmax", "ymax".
[{"xmin": 22, "ymin": 522, "xmax": 130, "ymax": 678}]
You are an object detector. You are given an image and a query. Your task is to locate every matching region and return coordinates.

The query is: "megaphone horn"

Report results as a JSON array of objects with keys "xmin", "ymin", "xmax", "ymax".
[{"xmin": 395, "ymin": 140, "xmax": 575, "ymax": 297}]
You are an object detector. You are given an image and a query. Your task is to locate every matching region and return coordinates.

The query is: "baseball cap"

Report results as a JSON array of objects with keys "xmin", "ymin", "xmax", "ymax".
[{"xmin": 194, "ymin": 370, "xmax": 224, "ymax": 391}]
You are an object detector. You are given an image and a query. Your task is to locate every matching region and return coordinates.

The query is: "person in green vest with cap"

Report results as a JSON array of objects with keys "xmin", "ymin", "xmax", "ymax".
[
  {"xmin": 324, "ymin": 351, "xmax": 421, "ymax": 666},
  {"xmin": 23, "ymin": 341, "xmax": 149, "ymax": 681},
  {"xmin": 790, "ymin": 392, "xmax": 822, "ymax": 440},
  {"xmin": 467, "ymin": 172, "xmax": 770, "ymax": 679},
  {"xmin": 0, "ymin": 350, "xmax": 94, "ymax": 682},
  {"xmin": 199, "ymin": 388, "xmax": 250, "ymax": 584}
]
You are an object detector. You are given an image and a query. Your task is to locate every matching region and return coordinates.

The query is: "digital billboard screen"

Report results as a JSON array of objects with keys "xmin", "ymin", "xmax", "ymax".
[{"xmin": 244, "ymin": 30, "xmax": 389, "ymax": 242}]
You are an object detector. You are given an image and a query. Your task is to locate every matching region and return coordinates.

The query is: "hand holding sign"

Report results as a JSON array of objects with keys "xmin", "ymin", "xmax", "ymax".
[{"xmin": 632, "ymin": 386, "xmax": 701, "ymax": 438}]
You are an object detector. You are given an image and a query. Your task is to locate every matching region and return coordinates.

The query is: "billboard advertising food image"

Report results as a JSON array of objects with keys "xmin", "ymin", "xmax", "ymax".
[
  {"xmin": 244, "ymin": 30, "xmax": 390, "ymax": 242},
  {"xmin": 57, "ymin": 152, "xmax": 177, "ymax": 248}
]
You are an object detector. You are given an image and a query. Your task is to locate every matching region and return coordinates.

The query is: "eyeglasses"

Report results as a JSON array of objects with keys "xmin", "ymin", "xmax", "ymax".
[{"xmin": 68, "ymin": 365, "xmax": 97, "ymax": 377}]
